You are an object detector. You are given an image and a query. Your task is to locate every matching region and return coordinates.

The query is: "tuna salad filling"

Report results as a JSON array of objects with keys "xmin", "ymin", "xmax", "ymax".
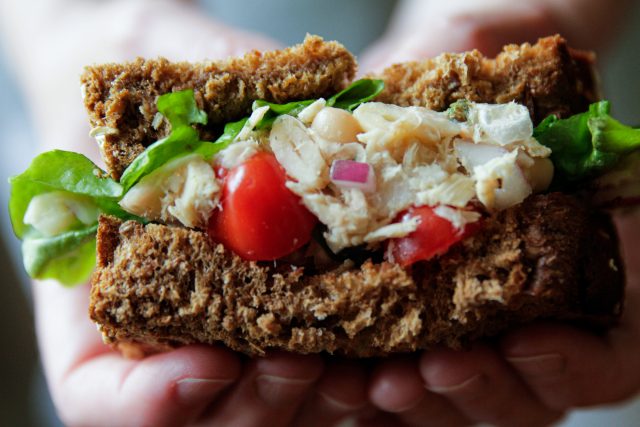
[
  {"xmin": 10, "ymin": 79, "xmax": 640, "ymax": 284},
  {"xmin": 119, "ymin": 97, "xmax": 553, "ymax": 257}
]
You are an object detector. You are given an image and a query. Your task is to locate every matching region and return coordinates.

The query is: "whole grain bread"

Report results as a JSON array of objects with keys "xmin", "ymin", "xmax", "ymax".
[
  {"xmin": 375, "ymin": 35, "xmax": 597, "ymax": 125},
  {"xmin": 90, "ymin": 194, "xmax": 624, "ymax": 358},
  {"xmin": 81, "ymin": 35, "xmax": 356, "ymax": 179}
]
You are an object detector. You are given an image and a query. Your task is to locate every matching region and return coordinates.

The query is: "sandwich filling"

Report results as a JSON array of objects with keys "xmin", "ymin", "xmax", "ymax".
[
  {"xmin": 9, "ymin": 80, "xmax": 640, "ymax": 285},
  {"xmin": 119, "ymin": 98, "xmax": 552, "ymax": 257}
]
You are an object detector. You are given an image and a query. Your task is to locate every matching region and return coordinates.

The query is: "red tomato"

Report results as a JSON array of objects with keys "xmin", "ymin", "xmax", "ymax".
[
  {"xmin": 387, "ymin": 206, "xmax": 481, "ymax": 266},
  {"xmin": 208, "ymin": 152, "xmax": 317, "ymax": 261}
]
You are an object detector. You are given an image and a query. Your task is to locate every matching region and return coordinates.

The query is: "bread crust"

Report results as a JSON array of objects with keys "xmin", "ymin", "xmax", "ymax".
[
  {"xmin": 90, "ymin": 194, "xmax": 624, "ymax": 357},
  {"xmin": 374, "ymin": 35, "xmax": 597, "ymax": 125},
  {"xmin": 81, "ymin": 35, "xmax": 356, "ymax": 179}
]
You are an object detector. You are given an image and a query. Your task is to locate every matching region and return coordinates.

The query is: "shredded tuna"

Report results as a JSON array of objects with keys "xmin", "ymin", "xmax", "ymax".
[
  {"xmin": 120, "ymin": 154, "xmax": 220, "ymax": 228},
  {"xmin": 120, "ymin": 100, "xmax": 553, "ymax": 254},
  {"xmin": 268, "ymin": 101, "xmax": 551, "ymax": 252}
]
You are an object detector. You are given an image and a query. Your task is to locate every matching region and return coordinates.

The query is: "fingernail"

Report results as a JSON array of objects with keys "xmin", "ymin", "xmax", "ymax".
[
  {"xmin": 255, "ymin": 375, "xmax": 314, "ymax": 406},
  {"xmin": 507, "ymin": 354, "xmax": 566, "ymax": 378},
  {"xmin": 175, "ymin": 378, "xmax": 233, "ymax": 404},
  {"xmin": 426, "ymin": 373, "xmax": 487, "ymax": 395},
  {"xmin": 318, "ymin": 391, "xmax": 367, "ymax": 412}
]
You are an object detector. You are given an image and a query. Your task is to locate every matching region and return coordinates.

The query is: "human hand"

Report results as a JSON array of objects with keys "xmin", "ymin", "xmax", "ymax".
[
  {"xmin": 359, "ymin": 0, "xmax": 631, "ymax": 73},
  {"xmin": 359, "ymin": 0, "xmax": 559, "ymax": 73}
]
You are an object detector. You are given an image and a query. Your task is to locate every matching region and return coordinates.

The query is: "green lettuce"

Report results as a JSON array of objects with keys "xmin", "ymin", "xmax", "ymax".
[
  {"xmin": 156, "ymin": 89, "xmax": 207, "ymax": 127},
  {"xmin": 326, "ymin": 78, "xmax": 385, "ymax": 111},
  {"xmin": 534, "ymin": 101, "xmax": 640, "ymax": 183},
  {"xmin": 22, "ymin": 226, "xmax": 98, "ymax": 286},
  {"xmin": 9, "ymin": 150, "xmax": 124, "ymax": 238},
  {"xmin": 119, "ymin": 126, "xmax": 219, "ymax": 191},
  {"xmin": 9, "ymin": 150, "xmax": 129, "ymax": 285},
  {"xmin": 208, "ymin": 118, "xmax": 249, "ymax": 152}
]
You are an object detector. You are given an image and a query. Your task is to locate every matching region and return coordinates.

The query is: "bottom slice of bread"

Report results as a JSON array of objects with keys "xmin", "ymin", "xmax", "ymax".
[{"xmin": 90, "ymin": 193, "xmax": 624, "ymax": 358}]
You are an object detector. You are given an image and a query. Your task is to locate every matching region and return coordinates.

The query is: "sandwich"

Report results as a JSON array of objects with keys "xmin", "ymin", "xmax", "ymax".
[{"xmin": 9, "ymin": 35, "xmax": 639, "ymax": 358}]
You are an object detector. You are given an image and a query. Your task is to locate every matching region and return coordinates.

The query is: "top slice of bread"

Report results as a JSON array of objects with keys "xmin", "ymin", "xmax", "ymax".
[
  {"xmin": 375, "ymin": 34, "xmax": 598, "ymax": 124},
  {"xmin": 81, "ymin": 35, "xmax": 596, "ymax": 180},
  {"xmin": 81, "ymin": 35, "xmax": 357, "ymax": 179}
]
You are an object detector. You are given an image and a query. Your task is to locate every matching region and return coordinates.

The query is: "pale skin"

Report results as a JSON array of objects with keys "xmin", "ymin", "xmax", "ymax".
[{"xmin": 1, "ymin": 0, "xmax": 638, "ymax": 425}]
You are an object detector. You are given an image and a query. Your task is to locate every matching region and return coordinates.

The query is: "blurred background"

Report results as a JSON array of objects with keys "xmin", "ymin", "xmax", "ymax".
[
  {"xmin": 0, "ymin": 56, "xmax": 55, "ymax": 426},
  {"xmin": 1, "ymin": 0, "xmax": 639, "ymax": 425}
]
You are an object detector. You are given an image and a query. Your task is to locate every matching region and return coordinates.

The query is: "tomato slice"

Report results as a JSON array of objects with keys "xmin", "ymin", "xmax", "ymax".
[
  {"xmin": 387, "ymin": 206, "xmax": 481, "ymax": 266},
  {"xmin": 208, "ymin": 152, "xmax": 317, "ymax": 261}
]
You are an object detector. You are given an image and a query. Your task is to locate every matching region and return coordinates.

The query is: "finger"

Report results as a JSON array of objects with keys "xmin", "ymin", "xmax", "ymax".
[
  {"xmin": 501, "ymin": 290, "xmax": 640, "ymax": 410},
  {"xmin": 132, "ymin": 0, "xmax": 282, "ymax": 61},
  {"xmin": 369, "ymin": 356, "xmax": 425, "ymax": 412},
  {"xmin": 421, "ymin": 345, "xmax": 563, "ymax": 427},
  {"xmin": 615, "ymin": 211, "xmax": 640, "ymax": 277},
  {"xmin": 57, "ymin": 345, "xmax": 240, "ymax": 427},
  {"xmin": 292, "ymin": 360, "xmax": 368, "ymax": 427},
  {"xmin": 498, "ymin": 210, "xmax": 640, "ymax": 410},
  {"xmin": 201, "ymin": 351, "xmax": 323, "ymax": 427},
  {"xmin": 369, "ymin": 356, "xmax": 470, "ymax": 427},
  {"xmin": 358, "ymin": 37, "xmax": 400, "ymax": 74}
]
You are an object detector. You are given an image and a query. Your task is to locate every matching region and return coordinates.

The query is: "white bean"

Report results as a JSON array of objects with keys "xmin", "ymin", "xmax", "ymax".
[{"xmin": 311, "ymin": 107, "xmax": 363, "ymax": 143}]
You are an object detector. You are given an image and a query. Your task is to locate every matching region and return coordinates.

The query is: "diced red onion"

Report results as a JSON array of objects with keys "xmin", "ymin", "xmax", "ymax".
[{"xmin": 330, "ymin": 159, "xmax": 376, "ymax": 192}]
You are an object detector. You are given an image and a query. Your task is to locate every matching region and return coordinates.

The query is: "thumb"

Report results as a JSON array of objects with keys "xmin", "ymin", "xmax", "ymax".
[{"xmin": 54, "ymin": 345, "xmax": 241, "ymax": 427}]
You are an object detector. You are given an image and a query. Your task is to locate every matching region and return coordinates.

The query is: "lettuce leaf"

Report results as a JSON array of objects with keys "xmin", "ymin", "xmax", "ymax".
[
  {"xmin": 22, "ymin": 226, "xmax": 97, "ymax": 286},
  {"xmin": 9, "ymin": 150, "xmax": 124, "ymax": 238},
  {"xmin": 326, "ymin": 78, "xmax": 385, "ymax": 111},
  {"xmin": 534, "ymin": 101, "xmax": 640, "ymax": 182},
  {"xmin": 8, "ymin": 150, "xmax": 131, "ymax": 285},
  {"xmin": 157, "ymin": 89, "xmax": 207, "ymax": 127},
  {"xmin": 120, "ymin": 126, "xmax": 213, "ymax": 190},
  {"xmin": 206, "ymin": 117, "xmax": 249, "ymax": 153},
  {"xmin": 253, "ymin": 99, "xmax": 315, "ymax": 117}
]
